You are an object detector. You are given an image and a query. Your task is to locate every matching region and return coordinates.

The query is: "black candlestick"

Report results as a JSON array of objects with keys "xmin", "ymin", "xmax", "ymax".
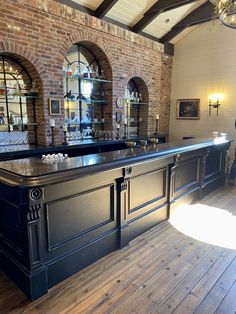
[
  {"xmin": 63, "ymin": 131, "xmax": 68, "ymax": 145},
  {"xmin": 50, "ymin": 126, "xmax": 55, "ymax": 146},
  {"xmin": 154, "ymin": 119, "xmax": 159, "ymax": 136},
  {"xmin": 123, "ymin": 124, "xmax": 127, "ymax": 139},
  {"xmin": 116, "ymin": 128, "xmax": 120, "ymax": 140}
]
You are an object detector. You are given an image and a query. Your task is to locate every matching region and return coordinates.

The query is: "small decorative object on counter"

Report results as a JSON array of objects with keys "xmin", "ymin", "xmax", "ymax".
[
  {"xmin": 149, "ymin": 138, "xmax": 159, "ymax": 147},
  {"xmin": 42, "ymin": 153, "xmax": 69, "ymax": 163},
  {"xmin": 126, "ymin": 141, "xmax": 136, "ymax": 150},
  {"xmin": 139, "ymin": 139, "xmax": 148, "ymax": 147},
  {"xmin": 29, "ymin": 81, "xmax": 38, "ymax": 96}
]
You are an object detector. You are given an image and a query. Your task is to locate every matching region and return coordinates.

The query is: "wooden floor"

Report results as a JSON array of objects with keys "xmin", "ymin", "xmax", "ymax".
[{"xmin": 1, "ymin": 185, "xmax": 236, "ymax": 314}]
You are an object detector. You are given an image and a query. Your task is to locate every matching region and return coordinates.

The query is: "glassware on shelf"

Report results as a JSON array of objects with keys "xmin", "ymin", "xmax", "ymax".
[
  {"xmin": 29, "ymin": 81, "xmax": 38, "ymax": 96},
  {"xmin": 135, "ymin": 92, "xmax": 139, "ymax": 103},
  {"xmin": 100, "ymin": 70, "xmax": 106, "ymax": 80},
  {"xmin": 73, "ymin": 63, "xmax": 81, "ymax": 76},
  {"xmin": 94, "ymin": 66, "xmax": 99, "ymax": 79}
]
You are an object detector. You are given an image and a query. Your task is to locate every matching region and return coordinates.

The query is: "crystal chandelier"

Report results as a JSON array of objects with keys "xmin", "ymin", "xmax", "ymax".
[{"xmin": 210, "ymin": 0, "xmax": 236, "ymax": 28}]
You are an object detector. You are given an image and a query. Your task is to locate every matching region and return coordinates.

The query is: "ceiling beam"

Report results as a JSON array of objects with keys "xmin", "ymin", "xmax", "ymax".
[
  {"xmin": 132, "ymin": 0, "xmax": 198, "ymax": 34},
  {"xmin": 160, "ymin": 1, "xmax": 214, "ymax": 43},
  {"xmin": 94, "ymin": 0, "xmax": 119, "ymax": 19}
]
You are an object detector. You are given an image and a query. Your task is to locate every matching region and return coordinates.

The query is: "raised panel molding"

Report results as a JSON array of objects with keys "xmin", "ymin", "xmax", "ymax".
[
  {"xmin": 128, "ymin": 167, "xmax": 167, "ymax": 215},
  {"xmin": 45, "ymin": 184, "xmax": 115, "ymax": 251}
]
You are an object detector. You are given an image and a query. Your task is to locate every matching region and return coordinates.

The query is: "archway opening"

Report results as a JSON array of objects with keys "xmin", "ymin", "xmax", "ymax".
[
  {"xmin": 0, "ymin": 53, "xmax": 43, "ymax": 146},
  {"xmin": 126, "ymin": 76, "xmax": 149, "ymax": 137},
  {"xmin": 63, "ymin": 42, "xmax": 112, "ymax": 141}
]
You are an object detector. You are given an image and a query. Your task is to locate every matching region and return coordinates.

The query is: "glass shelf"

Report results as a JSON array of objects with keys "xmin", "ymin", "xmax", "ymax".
[
  {"xmin": 130, "ymin": 102, "xmax": 147, "ymax": 105},
  {"xmin": 64, "ymin": 99, "xmax": 109, "ymax": 104},
  {"xmin": 64, "ymin": 75, "xmax": 112, "ymax": 83},
  {"xmin": 67, "ymin": 122, "xmax": 107, "ymax": 125},
  {"xmin": 0, "ymin": 95, "xmax": 42, "ymax": 100}
]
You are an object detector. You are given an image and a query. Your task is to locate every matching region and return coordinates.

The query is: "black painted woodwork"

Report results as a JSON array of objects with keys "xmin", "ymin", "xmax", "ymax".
[
  {"xmin": 0, "ymin": 138, "xmax": 231, "ymax": 300},
  {"xmin": 132, "ymin": 0, "xmax": 198, "ymax": 34},
  {"xmin": 94, "ymin": 0, "xmax": 119, "ymax": 18}
]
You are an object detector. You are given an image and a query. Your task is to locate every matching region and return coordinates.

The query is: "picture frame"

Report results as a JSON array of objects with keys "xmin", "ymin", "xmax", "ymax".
[
  {"xmin": 176, "ymin": 99, "xmax": 200, "ymax": 120},
  {"xmin": 49, "ymin": 99, "xmax": 61, "ymax": 115}
]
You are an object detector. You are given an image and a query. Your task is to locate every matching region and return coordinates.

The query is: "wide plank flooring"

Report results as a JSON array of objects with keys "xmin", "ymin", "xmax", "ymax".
[{"xmin": 1, "ymin": 185, "xmax": 236, "ymax": 314}]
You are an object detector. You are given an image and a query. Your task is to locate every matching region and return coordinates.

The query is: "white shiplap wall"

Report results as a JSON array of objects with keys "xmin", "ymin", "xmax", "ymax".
[{"xmin": 169, "ymin": 20, "xmax": 236, "ymax": 159}]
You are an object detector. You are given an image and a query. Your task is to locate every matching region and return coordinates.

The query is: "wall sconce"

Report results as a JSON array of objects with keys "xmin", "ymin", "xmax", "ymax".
[{"xmin": 208, "ymin": 93, "xmax": 224, "ymax": 116}]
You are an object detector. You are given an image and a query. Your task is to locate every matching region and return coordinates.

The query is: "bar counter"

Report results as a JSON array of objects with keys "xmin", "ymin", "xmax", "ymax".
[{"xmin": 0, "ymin": 137, "xmax": 231, "ymax": 300}]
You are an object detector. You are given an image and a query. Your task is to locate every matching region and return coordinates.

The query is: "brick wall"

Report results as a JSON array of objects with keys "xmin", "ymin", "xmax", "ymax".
[{"xmin": 0, "ymin": 0, "xmax": 172, "ymax": 145}]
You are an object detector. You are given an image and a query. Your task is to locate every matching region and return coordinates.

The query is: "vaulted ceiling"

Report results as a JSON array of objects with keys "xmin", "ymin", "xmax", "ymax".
[{"xmin": 58, "ymin": 0, "xmax": 215, "ymax": 53}]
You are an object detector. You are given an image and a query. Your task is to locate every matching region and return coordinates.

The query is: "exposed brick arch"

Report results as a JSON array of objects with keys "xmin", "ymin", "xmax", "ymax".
[
  {"xmin": 0, "ymin": 41, "xmax": 47, "ymax": 86},
  {"xmin": 59, "ymin": 29, "xmax": 114, "ymax": 67},
  {"xmin": 0, "ymin": 41, "xmax": 47, "ymax": 145}
]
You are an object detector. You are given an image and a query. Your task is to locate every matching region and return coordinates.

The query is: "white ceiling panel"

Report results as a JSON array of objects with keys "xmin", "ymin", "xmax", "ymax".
[
  {"xmin": 143, "ymin": 0, "xmax": 206, "ymax": 39},
  {"xmin": 105, "ymin": 0, "xmax": 157, "ymax": 27},
  {"xmin": 71, "ymin": 0, "xmax": 103, "ymax": 11}
]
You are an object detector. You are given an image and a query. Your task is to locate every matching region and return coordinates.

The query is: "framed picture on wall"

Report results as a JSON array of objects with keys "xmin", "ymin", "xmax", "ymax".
[
  {"xmin": 176, "ymin": 99, "xmax": 200, "ymax": 120},
  {"xmin": 49, "ymin": 99, "xmax": 61, "ymax": 115}
]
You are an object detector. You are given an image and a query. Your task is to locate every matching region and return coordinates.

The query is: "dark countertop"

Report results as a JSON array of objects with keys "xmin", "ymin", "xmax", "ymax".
[
  {"xmin": 0, "ymin": 135, "xmax": 167, "ymax": 160},
  {"xmin": 0, "ymin": 137, "xmax": 230, "ymax": 187}
]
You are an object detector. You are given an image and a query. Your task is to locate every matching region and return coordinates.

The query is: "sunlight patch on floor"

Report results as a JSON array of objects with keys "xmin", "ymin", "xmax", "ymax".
[{"xmin": 169, "ymin": 203, "xmax": 236, "ymax": 250}]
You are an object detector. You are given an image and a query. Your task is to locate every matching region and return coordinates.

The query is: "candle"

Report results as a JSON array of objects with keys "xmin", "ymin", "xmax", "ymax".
[
  {"xmin": 50, "ymin": 119, "xmax": 55, "ymax": 127},
  {"xmin": 63, "ymin": 125, "xmax": 68, "ymax": 132},
  {"xmin": 156, "ymin": 114, "xmax": 159, "ymax": 120},
  {"xmin": 124, "ymin": 118, "xmax": 128, "ymax": 125},
  {"xmin": 116, "ymin": 123, "xmax": 120, "ymax": 129}
]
